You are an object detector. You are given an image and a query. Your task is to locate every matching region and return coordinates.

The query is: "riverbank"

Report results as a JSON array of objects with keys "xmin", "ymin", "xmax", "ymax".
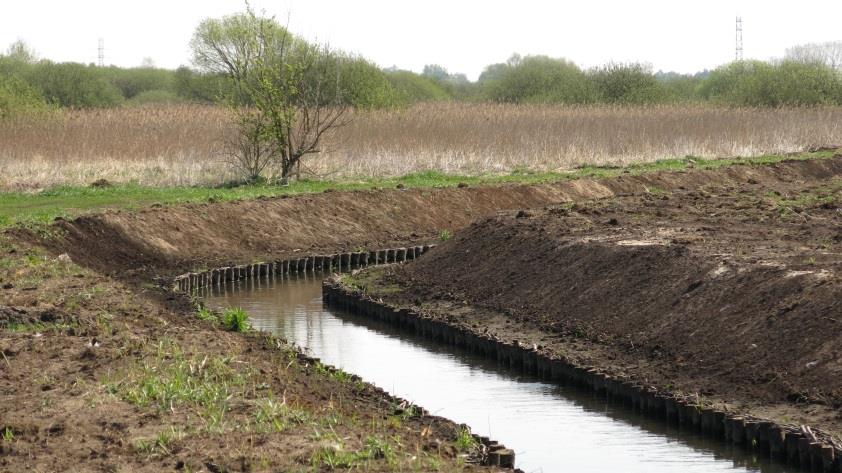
[
  {"xmin": 340, "ymin": 155, "xmax": 842, "ymax": 463},
  {"xmin": 1, "ymin": 150, "xmax": 839, "ymax": 470}
]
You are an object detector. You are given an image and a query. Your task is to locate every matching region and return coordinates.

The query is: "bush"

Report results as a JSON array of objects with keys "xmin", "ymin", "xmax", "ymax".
[
  {"xmin": 479, "ymin": 55, "xmax": 598, "ymax": 104},
  {"xmin": 334, "ymin": 55, "xmax": 400, "ymax": 109},
  {"xmin": 26, "ymin": 61, "xmax": 124, "ymax": 108},
  {"xmin": 385, "ymin": 70, "xmax": 451, "ymax": 104},
  {"xmin": 0, "ymin": 73, "xmax": 50, "ymax": 119},
  {"xmin": 590, "ymin": 63, "xmax": 668, "ymax": 104},
  {"xmin": 699, "ymin": 60, "xmax": 842, "ymax": 106},
  {"xmin": 104, "ymin": 66, "xmax": 175, "ymax": 99}
]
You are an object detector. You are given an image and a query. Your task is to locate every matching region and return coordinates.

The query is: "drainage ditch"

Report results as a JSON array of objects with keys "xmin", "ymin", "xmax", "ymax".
[{"xmin": 200, "ymin": 271, "xmax": 800, "ymax": 472}]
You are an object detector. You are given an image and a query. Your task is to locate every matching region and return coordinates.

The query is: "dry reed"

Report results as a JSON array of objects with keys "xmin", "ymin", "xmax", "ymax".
[{"xmin": 1, "ymin": 103, "xmax": 840, "ymax": 190}]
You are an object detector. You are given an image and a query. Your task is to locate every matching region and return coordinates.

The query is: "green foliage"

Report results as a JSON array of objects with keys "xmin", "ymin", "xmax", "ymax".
[
  {"xmin": 334, "ymin": 55, "xmax": 400, "ymax": 109},
  {"xmin": 103, "ymin": 66, "xmax": 175, "ymax": 99},
  {"xmin": 310, "ymin": 437, "xmax": 396, "ymax": 469},
  {"xmin": 699, "ymin": 60, "xmax": 842, "ymax": 106},
  {"xmin": 385, "ymin": 70, "xmax": 450, "ymax": 104},
  {"xmin": 481, "ymin": 55, "xmax": 597, "ymax": 104},
  {"xmin": 591, "ymin": 63, "xmax": 668, "ymax": 104},
  {"xmin": 454, "ymin": 427, "xmax": 477, "ymax": 452},
  {"xmin": 26, "ymin": 61, "xmax": 124, "ymax": 108},
  {"xmin": 196, "ymin": 306, "xmax": 215, "ymax": 321},
  {"xmin": 0, "ymin": 72, "xmax": 50, "ymax": 119},
  {"xmin": 439, "ymin": 229, "xmax": 452, "ymax": 241},
  {"xmin": 133, "ymin": 427, "xmax": 184, "ymax": 456},
  {"xmin": 108, "ymin": 342, "xmax": 249, "ymax": 427},
  {"xmin": 173, "ymin": 66, "xmax": 229, "ymax": 103},
  {"xmin": 221, "ymin": 307, "xmax": 250, "ymax": 332}
]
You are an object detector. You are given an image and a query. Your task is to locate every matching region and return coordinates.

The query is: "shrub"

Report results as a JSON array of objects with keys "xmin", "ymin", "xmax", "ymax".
[
  {"xmin": 590, "ymin": 63, "xmax": 668, "ymax": 104},
  {"xmin": 0, "ymin": 73, "xmax": 50, "ymax": 119},
  {"xmin": 479, "ymin": 55, "xmax": 598, "ymax": 104},
  {"xmin": 699, "ymin": 60, "xmax": 842, "ymax": 106},
  {"xmin": 385, "ymin": 70, "xmax": 451, "ymax": 104},
  {"xmin": 26, "ymin": 61, "xmax": 124, "ymax": 108}
]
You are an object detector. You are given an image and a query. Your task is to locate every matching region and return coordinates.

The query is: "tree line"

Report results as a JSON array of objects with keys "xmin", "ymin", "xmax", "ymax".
[{"xmin": 2, "ymin": 34, "xmax": 842, "ymax": 120}]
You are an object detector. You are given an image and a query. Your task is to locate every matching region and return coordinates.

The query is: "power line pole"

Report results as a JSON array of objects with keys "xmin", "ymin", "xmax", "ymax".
[
  {"xmin": 735, "ymin": 17, "xmax": 743, "ymax": 61},
  {"xmin": 98, "ymin": 38, "xmax": 104, "ymax": 67}
]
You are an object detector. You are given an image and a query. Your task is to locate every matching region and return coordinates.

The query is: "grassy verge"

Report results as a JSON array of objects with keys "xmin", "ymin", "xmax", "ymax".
[{"xmin": 0, "ymin": 149, "xmax": 836, "ymax": 228}]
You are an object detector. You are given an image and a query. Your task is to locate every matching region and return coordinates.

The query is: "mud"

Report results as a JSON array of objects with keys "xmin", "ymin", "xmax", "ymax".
[{"xmin": 359, "ymin": 158, "xmax": 842, "ymax": 443}]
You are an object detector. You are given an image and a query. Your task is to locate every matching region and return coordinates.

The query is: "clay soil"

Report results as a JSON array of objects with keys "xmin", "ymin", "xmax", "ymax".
[
  {"xmin": 3, "ymin": 153, "xmax": 842, "ymax": 471},
  {"xmin": 360, "ymin": 156, "xmax": 842, "ymax": 440}
]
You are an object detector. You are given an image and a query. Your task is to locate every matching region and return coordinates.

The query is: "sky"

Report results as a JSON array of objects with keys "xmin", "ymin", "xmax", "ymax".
[{"xmin": 1, "ymin": 0, "xmax": 841, "ymax": 80}]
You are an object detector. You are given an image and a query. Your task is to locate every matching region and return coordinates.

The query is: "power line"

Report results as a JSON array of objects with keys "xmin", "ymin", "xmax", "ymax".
[
  {"xmin": 735, "ymin": 17, "xmax": 743, "ymax": 61},
  {"xmin": 98, "ymin": 38, "xmax": 104, "ymax": 67}
]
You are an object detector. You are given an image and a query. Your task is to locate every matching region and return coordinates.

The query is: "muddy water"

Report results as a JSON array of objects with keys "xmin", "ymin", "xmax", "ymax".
[{"xmin": 203, "ymin": 273, "xmax": 794, "ymax": 473}]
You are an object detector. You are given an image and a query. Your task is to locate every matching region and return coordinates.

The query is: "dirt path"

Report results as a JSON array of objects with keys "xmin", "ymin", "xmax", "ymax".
[{"xmin": 356, "ymin": 157, "xmax": 842, "ymax": 440}]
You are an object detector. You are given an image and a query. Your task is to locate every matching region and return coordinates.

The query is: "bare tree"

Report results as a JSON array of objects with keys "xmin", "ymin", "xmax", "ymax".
[
  {"xmin": 191, "ymin": 8, "xmax": 349, "ymax": 183},
  {"xmin": 786, "ymin": 41, "xmax": 842, "ymax": 71}
]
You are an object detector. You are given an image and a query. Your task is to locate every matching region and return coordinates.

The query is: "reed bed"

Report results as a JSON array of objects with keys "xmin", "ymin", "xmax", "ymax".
[{"xmin": 1, "ymin": 103, "xmax": 840, "ymax": 190}]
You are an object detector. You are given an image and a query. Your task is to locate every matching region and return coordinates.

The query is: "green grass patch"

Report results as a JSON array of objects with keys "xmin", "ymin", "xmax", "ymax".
[
  {"xmin": 310, "ymin": 436, "xmax": 396, "ymax": 470},
  {"xmin": 221, "ymin": 307, "xmax": 250, "ymax": 332},
  {"xmin": 771, "ymin": 180, "xmax": 842, "ymax": 218},
  {"xmin": 454, "ymin": 427, "xmax": 477, "ymax": 452},
  {"xmin": 3, "ymin": 321, "xmax": 77, "ymax": 333},
  {"xmin": 105, "ymin": 340, "xmax": 253, "ymax": 429},
  {"xmin": 0, "ymin": 150, "xmax": 834, "ymax": 228}
]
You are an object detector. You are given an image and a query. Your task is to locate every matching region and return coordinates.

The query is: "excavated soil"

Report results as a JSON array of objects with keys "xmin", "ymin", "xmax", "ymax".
[
  {"xmin": 39, "ymin": 155, "xmax": 842, "ymax": 280},
  {"xmin": 3, "ymin": 154, "xmax": 842, "ymax": 470},
  {"xmin": 365, "ymin": 158, "xmax": 842, "ymax": 438}
]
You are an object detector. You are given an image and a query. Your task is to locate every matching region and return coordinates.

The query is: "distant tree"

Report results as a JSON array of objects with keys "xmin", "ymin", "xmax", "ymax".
[
  {"xmin": 384, "ymin": 69, "xmax": 450, "ymax": 104},
  {"xmin": 26, "ymin": 62, "xmax": 123, "ymax": 108},
  {"xmin": 590, "ymin": 62, "xmax": 667, "ymax": 104},
  {"xmin": 173, "ymin": 66, "xmax": 230, "ymax": 103},
  {"xmin": 191, "ymin": 9, "xmax": 351, "ymax": 182},
  {"xmin": 140, "ymin": 57, "xmax": 156, "ymax": 68},
  {"xmin": 698, "ymin": 59, "xmax": 842, "ymax": 106},
  {"xmin": 0, "ymin": 74, "xmax": 50, "ymax": 119},
  {"xmin": 479, "ymin": 55, "xmax": 597, "ymax": 104},
  {"xmin": 5, "ymin": 39, "xmax": 38, "ymax": 64},
  {"xmin": 422, "ymin": 64, "xmax": 450, "ymax": 82},
  {"xmin": 786, "ymin": 41, "xmax": 842, "ymax": 71}
]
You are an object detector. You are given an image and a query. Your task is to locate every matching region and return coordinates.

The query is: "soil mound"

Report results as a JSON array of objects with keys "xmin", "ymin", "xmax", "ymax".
[
  {"xmin": 376, "ymin": 165, "xmax": 842, "ymax": 432},
  {"xmin": 39, "ymin": 156, "xmax": 842, "ymax": 278}
]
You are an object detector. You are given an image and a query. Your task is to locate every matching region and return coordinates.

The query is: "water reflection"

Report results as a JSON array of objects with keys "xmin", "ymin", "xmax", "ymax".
[{"xmin": 203, "ymin": 273, "xmax": 794, "ymax": 473}]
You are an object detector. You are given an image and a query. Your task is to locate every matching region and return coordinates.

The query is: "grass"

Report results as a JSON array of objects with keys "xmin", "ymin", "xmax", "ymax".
[
  {"xmin": 221, "ymin": 307, "xmax": 250, "ymax": 332},
  {"xmin": 454, "ymin": 427, "xmax": 477, "ymax": 452},
  {"xmin": 0, "ymin": 149, "xmax": 835, "ymax": 229},
  {"xmin": 310, "ymin": 436, "xmax": 397, "ymax": 470},
  {"xmin": 106, "ymin": 340, "xmax": 252, "ymax": 429},
  {"xmin": 770, "ymin": 179, "xmax": 842, "ymax": 218},
  {"xmin": 133, "ymin": 427, "xmax": 185, "ymax": 456}
]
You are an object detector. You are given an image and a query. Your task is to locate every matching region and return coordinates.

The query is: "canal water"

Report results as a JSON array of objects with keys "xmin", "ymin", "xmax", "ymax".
[{"xmin": 203, "ymin": 272, "xmax": 794, "ymax": 473}]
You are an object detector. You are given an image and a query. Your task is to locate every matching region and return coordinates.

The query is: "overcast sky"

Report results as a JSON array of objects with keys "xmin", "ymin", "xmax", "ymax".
[{"xmin": 1, "ymin": 0, "xmax": 840, "ymax": 80}]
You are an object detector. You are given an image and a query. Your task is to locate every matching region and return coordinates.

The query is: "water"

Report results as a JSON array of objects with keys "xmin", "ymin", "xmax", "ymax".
[{"xmin": 203, "ymin": 273, "xmax": 794, "ymax": 473}]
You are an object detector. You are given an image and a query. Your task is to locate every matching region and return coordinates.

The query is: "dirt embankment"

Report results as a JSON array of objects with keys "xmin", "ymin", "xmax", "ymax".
[
  {"xmin": 44, "ymin": 155, "xmax": 842, "ymax": 279},
  {"xmin": 364, "ymin": 158, "xmax": 842, "ymax": 437},
  {"xmin": 2, "ymin": 154, "xmax": 842, "ymax": 471}
]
